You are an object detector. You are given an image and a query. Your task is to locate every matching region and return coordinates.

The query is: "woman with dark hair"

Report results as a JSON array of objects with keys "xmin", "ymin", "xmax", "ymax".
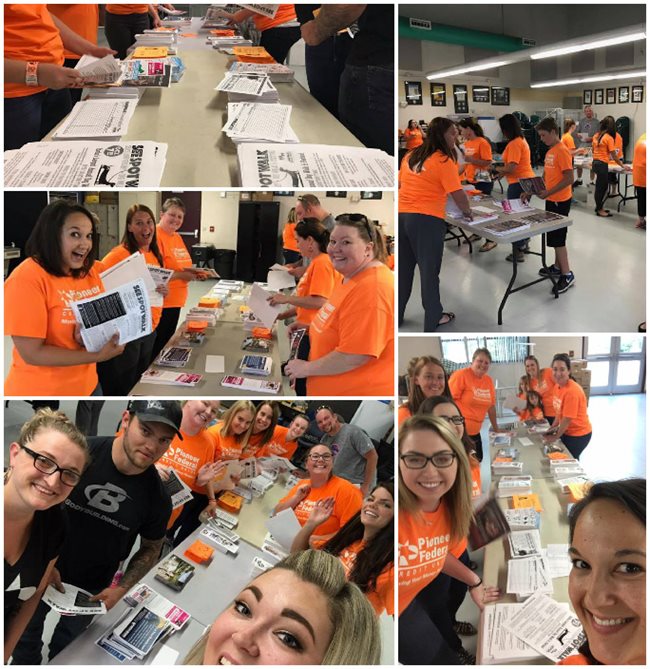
[
  {"xmin": 403, "ymin": 119, "xmax": 424, "ymax": 151},
  {"xmin": 291, "ymin": 482, "xmax": 394, "ymax": 615},
  {"xmin": 592, "ymin": 116, "xmax": 627, "ymax": 217},
  {"xmin": 240, "ymin": 401, "xmax": 280, "ymax": 458},
  {"xmin": 98, "ymin": 204, "xmax": 168, "ymax": 395},
  {"xmin": 398, "ymin": 356, "xmax": 450, "ymax": 426},
  {"xmin": 488, "ymin": 113, "xmax": 536, "ymax": 259},
  {"xmin": 4, "ymin": 201, "xmax": 124, "ymax": 396},
  {"xmin": 543, "ymin": 353, "xmax": 592, "ymax": 459},
  {"xmin": 524, "ymin": 354, "xmax": 556, "ymax": 423},
  {"xmin": 560, "ymin": 478, "xmax": 645, "ymax": 665},
  {"xmin": 459, "ymin": 118, "xmax": 493, "ymax": 195},
  {"xmin": 398, "ymin": 117, "xmax": 474, "ymax": 330}
]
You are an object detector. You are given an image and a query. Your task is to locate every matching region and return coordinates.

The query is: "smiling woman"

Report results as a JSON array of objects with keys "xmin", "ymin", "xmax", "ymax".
[{"xmin": 398, "ymin": 356, "xmax": 450, "ymax": 426}]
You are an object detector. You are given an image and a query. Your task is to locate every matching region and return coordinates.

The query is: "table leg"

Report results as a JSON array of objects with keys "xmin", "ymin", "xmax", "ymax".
[{"xmin": 497, "ymin": 242, "xmax": 519, "ymax": 325}]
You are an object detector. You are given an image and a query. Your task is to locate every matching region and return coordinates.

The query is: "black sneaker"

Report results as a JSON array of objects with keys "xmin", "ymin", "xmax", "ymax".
[
  {"xmin": 505, "ymin": 251, "xmax": 525, "ymax": 262},
  {"xmin": 457, "ymin": 647, "xmax": 476, "ymax": 665},
  {"xmin": 572, "ymin": 179, "xmax": 583, "ymax": 187},
  {"xmin": 539, "ymin": 264, "xmax": 561, "ymax": 277},
  {"xmin": 552, "ymin": 273, "xmax": 575, "ymax": 294}
]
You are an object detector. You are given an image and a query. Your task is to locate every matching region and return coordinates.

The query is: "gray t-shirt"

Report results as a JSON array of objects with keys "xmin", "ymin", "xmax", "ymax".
[
  {"xmin": 576, "ymin": 116, "xmax": 600, "ymax": 144},
  {"xmin": 303, "ymin": 214, "xmax": 335, "ymax": 267},
  {"xmin": 321, "ymin": 423, "xmax": 375, "ymax": 485}
]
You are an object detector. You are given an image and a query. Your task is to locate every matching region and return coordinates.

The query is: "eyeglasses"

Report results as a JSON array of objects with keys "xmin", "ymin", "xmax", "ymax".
[
  {"xmin": 438, "ymin": 415, "xmax": 465, "ymax": 426},
  {"xmin": 20, "ymin": 444, "xmax": 81, "ymax": 486},
  {"xmin": 335, "ymin": 213, "xmax": 374, "ymax": 240},
  {"xmin": 309, "ymin": 453, "xmax": 333, "ymax": 462},
  {"xmin": 400, "ymin": 452, "xmax": 458, "ymax": 469},
  {"xmin": 316, "ymin": 405, "xmax": 334, "ymax": 415}
]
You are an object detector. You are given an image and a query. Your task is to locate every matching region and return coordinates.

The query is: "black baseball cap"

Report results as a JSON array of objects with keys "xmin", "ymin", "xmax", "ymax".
[{"xmin": 127, "ymin": 400, "xmax": 183, "ymax": 440}]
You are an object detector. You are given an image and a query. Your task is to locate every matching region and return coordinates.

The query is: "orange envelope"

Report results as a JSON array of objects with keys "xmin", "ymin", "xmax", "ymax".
[
  {"xmin": 512, "ymin": 494, "xmax": 543, "ymax": 512},
  {"xmin": 132, "ymin": 46, "xmax": 169, "ymax": 58}
]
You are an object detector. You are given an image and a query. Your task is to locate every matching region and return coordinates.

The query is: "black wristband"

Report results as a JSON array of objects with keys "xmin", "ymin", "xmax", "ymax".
[{"xmin": 468, "ymin": 578, "xmax": 483, "ymax": 590}]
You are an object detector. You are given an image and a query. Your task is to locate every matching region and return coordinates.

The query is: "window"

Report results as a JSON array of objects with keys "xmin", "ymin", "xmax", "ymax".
[{"xmin": 440, "ymin": 336, "xmax": 530, "ymax": 365}]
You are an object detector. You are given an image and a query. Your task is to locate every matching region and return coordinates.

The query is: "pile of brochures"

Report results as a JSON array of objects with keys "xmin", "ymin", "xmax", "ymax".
[{"xmin": 223, "ymin": 102, "xmax": 297, "ymax": 143}]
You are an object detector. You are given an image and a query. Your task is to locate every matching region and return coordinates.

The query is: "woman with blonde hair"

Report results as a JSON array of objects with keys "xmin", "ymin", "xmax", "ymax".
[
  {"xmin": 398, "ymin": 355, "xmax": 450, "ymax": 426},
  {"xmin": 207, "ymin": 401, "xmax": 256, "ymax": 461},
  {"xmin": 4, "ymin": 409, "xmax": 88, "ymax": 662},
  {"xmin": 184, "ymin": 549, "xmax": 380, "ymax": 665},
  {"xmin": 282, "ymin": 207, "xmax": 300, "ymax": 264}
]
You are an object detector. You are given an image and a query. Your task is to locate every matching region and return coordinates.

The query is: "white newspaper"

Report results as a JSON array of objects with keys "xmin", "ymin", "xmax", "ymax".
[
  {"xmin": 508, "ymin": 529, "xmax": 542, "ymax": 559},
  {"xmin": 241, "ymin": 4, "xmax": 279, "ymax": 17},
  {"xmin": 44, "ymin": 583, "xmax": 107, "ymax": 616},
  {"xmin": 506, "ymin": 555, "xmax": 553, "ymax": 597},
  {"xmin": 216, "ymin": 74, "xmax": 274, "ymax": 96},
  {"xmin": 71, "ymin": 278, "xmax": 152, "ymax": 352},
  {"xmin": 265, "ymin": 509, "xmax": 302, "ymax": 551},
  {"xmin": 75, "ymin": 54, "xmax": 122, "ymax": 84},
  {"xmin": 4, "ymin": 141, "xmax": 167, "ymax": 188},
  {"xmin": 542, "ymin": 543, "xmax": 573, "ymax": 578},
  {"xmin": 147, "ymin": 266, "xmax": 174, "ymax": 307},
  {"xmin": 248, "ymin": 283, "xmax": 282, "ymax": 329},
  {"xmin": 480, "ymin": 603, "xmax": 546, "ymax": 664},
  {"xmin": 52, "ymin": 99, "xmax": 138, "ymax": 139},
  {"xmin": 503, "ymin": 593, "xmax": 586, "ymax": 663},
  {"xmin": 100, "ymin": 250, "xmax": 156, "ymax": 295},
  {"xmin": 224, "ymin": 102, "xmax": 292, "ymax": 142},
  {"xmin": 238, "ymin": 144, "xmax": 395, "ymax": 188},
  {"xmin": 267, "ymin": 269, "xmax": 296, "ymax": 290}
]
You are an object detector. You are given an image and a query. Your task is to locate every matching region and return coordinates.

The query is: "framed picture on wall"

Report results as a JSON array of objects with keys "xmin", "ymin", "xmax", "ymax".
[
  {"xmin": 606, "ymin": 88, "xmax": 616, "ymax": 104},
  {"xmin": 360, "ymin": 192, "xmax": 382, "ymax": 200},
  {"xmin": 404, "ymin": 80, "xmax": 422, "ymax": 105},
  {"xmin": 491, "ymin": 86, "xmax": 510, "ymax": 106},
  {"xmin": 326, "ymin": 191, "xmax": 347, "ymax": 198},
  {"xmin": 273, "ymin": 191, "xmax": 294, "ymax": 196},
  {"xmin": 472, "ymin": 86, "xmax": 490, "ymax": 103},
  {"xmin": 453, "ymin": 84, "xmax": 469, "ymax": 114},
  {"xmin": 594, "ymin": 88, "xmax": 604, "ymax": 105},
  {"xmin": 632, "ymin": 85, "xmax": 644, "ymax": 103},
  {"xmin": 618, "ymin": 86, "xmax": 630, "ymax": 104},
  {"xmin": 583, "ymin": 89, "xmax": 592, "ymax": 105},
  {"xmin": 430, "ymin": 83, "xmax": 446, "ymax": 107}
]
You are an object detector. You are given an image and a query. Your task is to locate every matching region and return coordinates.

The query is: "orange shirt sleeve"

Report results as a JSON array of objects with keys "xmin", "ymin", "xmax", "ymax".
[
  {"xmin": 306, "ymin": 254, "xmax": 339, "ymax": 299},
  {"xmin": 47, "ymin": 4, "xmax": 99, "ymax": 58},
  {"xmin": 282, "ymin": 222, "xmax": 298, "ymax": 251},
  {"xmin": 561, "ymin": 133, "xmax": 576, "ymax": 151},
  {"xmin": 633, "ymin": 134, "xmax": 646, "ymax": 187},
  {"xmin": 560, "ymin": 382, "xmax": 592, "ymax": 436},
  {"xmin": 397, "ymin": 405, "xmax": 412, "ymax": 427},
  {"xmin": 157, "ymin": 227, "xmax": 192, "ymax": 308},
  {"xmin": 545, "ymin": 143, "xmax": 573, "ymax": 203},
  {"xmin": 101, "ymin": 245, "xmax": 130, "ymax": 269},
  {"xmin": 366, "ymin": 564, "xmax": 394, "ymax": 616},
  {"xmin": 335, "ymin": 479, "xmax": 363, "ymax": 526}
]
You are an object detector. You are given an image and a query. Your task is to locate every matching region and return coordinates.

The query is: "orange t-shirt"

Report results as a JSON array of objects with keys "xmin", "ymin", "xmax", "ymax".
[
  {"xmin": 47, "ymin": 4, "xmax": 99, "ymax": 59},
  {"xmin": 561, "ymin": 132, "xmax": 576, "ymax": 151},
  {"xmin": 307, "ymin": 264, "xmax": 394, "ymax": 396},
  {"xmin": 101, "ymin": 245, "xmax": 163, "ymax": 329},
  {"xmin": 502, "ymin": 137, "xmax": 535, "ymax": 184},
  {"xmin": 517, "ymin": 406, "xmax": 545, "ymax": 421},
  {"xmin": 257, "ymin": 425, "xmax": 299, "ymax": 460},
  {"xmin": 156, "ymin": 225, "xmax": 192, "ymax": 308},
  {"xmin": 337, "ymin": 539, "xmax": 394, "ymax": 615},
  {"xmin": 295, "ymin": 252, "xmax": 340, "ymax": 324},
  {"xmin": 105, "ymin": 5, "xmax": 148, "ymax": 15},
  {"xmin": 252, "ymin": 4, "xmax": 296, "ymax": 32},
  {"xmin": 386, "ymin": 254, "xmax": 395, "ymax": 271},
  {"xmin": 5, "ymin": 4, "xmax": 65, "ymax": 98},
  {"xmin": 4, "ymin": 258, "xmax": 104, "ymax": 396},
  {"xmin": 557, "ymin": 652, "xmax": 590, "ymax": 665},
  {"xmin": 207, "ymin": 422, "xmax": 246, "ymax": 461},
  {"xmin": 398, "ymin": 501, "xmax": 464, "ymax": 615},
  {"xmin": 592, "ymin": 132, "xmax": 615, "ymax": 163},
  {"xmin": 403, "ymin": 127, "xmax": 423, "ymax": 151},
  {"xmin": 397, "ymin": 405, "xmax": 412, "ymax": 427},
  {"xmin": 399, "ymin": 150, "xmax": 463, "ymax": 219},
  {"xmin": 279, "ymin": 476, "xmax": 362, "ymax": 540},
  {"xmin": 463, "ymin": 136, "xmax": 492, "ymax": 183},
  {"xmin": 449, "ymin": 367, "xmax": 496, "ymax": 436},
  {"xmin": 282, "ymin": 222, "xmax": 298, "ymax": 252},
  {"xmin": 451, "ymin": 456, "xmax": 482, "ymax": 557},
  {"xmin": 529, "ymin": 367, "xmax": 556, "ymax": 418},
  {"xmin": 544, "ymin": 141, "xmax": 573, "ymax": 203},
  {"xmin": 552, "ymin": 380, "xmax": 592, "ymax": 437},
  {"xmin": 240, "ymin": 430, "xmax": 269, "ymax": 459},
  {"xmin": 613, "ymin": 133, "xmax": 623, "ymax": 164},
  {"xmin": 633, "ymin": 133, "xmax": 646, "ymax": 187}
]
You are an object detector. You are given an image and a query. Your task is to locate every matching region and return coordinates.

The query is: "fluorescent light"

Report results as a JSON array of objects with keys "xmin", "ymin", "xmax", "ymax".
[
  {"xmin": 531, "ymin": 70, "xmax": 646, "ymax": 88},
  {"xmin": 426, "ymin": 60, "xmax": 511, "ymax": 79},
  {"xmin": 531, "ymin": 32, "xmax": 646, "ymax": 60}
]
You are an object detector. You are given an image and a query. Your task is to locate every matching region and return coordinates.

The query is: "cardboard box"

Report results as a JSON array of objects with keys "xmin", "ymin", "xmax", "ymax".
[
  {"xmin": 252, "ymin": 192, "xmax": 274, "ymax": 201},
  {"xmin": 570, "ymin": 359, "xmax": 588, "ymax": 370}
]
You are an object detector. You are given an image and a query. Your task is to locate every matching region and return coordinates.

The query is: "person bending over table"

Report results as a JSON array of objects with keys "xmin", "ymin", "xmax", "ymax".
[
  {"xmin": 521, "ymin": 116, "xmax": 576, "ymax": 295},
  {"xmin": 524, "ymin": 354, "xmax": 556, "ymax": 423},
  {"xmin": 398, "ymin": 415, "xmax": 500, "ymax": 665},
  {"xmin": 633, "ymin": 132, "xmax": 646, "ymax": 229},
  {"xmin": 398, "ymin": 355, "xmax": 450, "ymax": 427},
  {"xmin": 184, "ymin": 550, "xmax": 381, "ymax": 665},
  {"xmin": 543, "ymin": 353, "xmax": 592, "ymax": 460},
  {"xmin": 99, "ymin": 204, "xmax": 168, "ymax": 395},
  {"xmin": 448, "ymin": 347, "xmax": 501, "ymax": 462},
  {"xmin": 274, "ymin": 444, "xmax": 362, "ymax": 547},
  {"xmin": 592, "ymin": 116, "xmax": 629, "ymax": 218},
  {"xmin": 104, "ymin": 4, "xmax": 161, "ymax": 60},
  {"xmin": 4, "ymin": 410, "xmax": 88, "ymax": 664},
  {"xmin": 207, "ymin": 400, "xmax": 256, "ymax": 461},
  {"xmin": 257, "ymin": 414, "xmax": 310, "ymax": 461},
  {"xmin": 398, "ymin": 117, "xmax": 474, "ymax": 330},
  {"xmin": 284, "ymin": 215, "xmax": 394, "ymax": 396},
  {"xmin": 240, "ymin": 401, "xmax": 280, "ymax": 459},
  {"xmin": 559, "ymin": 478, "xmax": 645, "ymax": 665},
  {"xmin": 4, "ymin": 200, "xmax": 124, "ymax": 397},
  {"xmin": 291, "ymin": 481, "xmax": 394, "ymax": 616}
]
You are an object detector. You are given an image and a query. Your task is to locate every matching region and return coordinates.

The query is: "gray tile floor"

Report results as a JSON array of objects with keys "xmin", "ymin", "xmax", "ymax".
[{"xmin": 399, "ymin": 183, "xmax": 646, "ymax": 333}]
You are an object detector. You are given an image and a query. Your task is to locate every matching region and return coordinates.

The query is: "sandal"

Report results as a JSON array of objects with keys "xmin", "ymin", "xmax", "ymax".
[
  {"xmin": 463, "ymin": 233, "xmax": 481, "ymax": 243},
  {"xmin": 438, "ymin": 312, "xmax": 455, "ymax": 326},
  {"xmin": 453, "ymin": 621, "xmax": 478, "ymax": 636},
  {"xmin": 597, "ymin": 211, "xmax": 613, "ymax": 218},
  {"xmin": 479, "ymin": 240, "xmax": 497, "ymax": 252}
]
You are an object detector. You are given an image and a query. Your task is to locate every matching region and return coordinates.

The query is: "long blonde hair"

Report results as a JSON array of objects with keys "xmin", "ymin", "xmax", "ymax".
[
  {"xmin": 403, "ymin": 355, "xmax": 450, "ymax": 415},
  {"xmin": 219, "ymin": 400, "xmax": 256, "ymax": 443}
]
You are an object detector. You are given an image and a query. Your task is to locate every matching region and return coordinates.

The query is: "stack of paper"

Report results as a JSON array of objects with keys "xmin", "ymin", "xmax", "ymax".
[
  {"xmin": 480, "ymin": 603, "xmax": 546, "ymax": 664},
  {"xmin": 542, "ymin": 544, "xmax": 572, "ymax": 578},
  {"xmin": 74, "ymin": 54, "xmax": 122, "ymax": 84},
  {"xmin": 161, "ymin": 15, "xmax": 191, "ymax": 27},
  {"xmin": 228, "ymin": 60, "xmax": 295, "ymax": 82},
  {"xmin": 551, "ymin": 465, "xmax": 586, "ymax": 480},
  {"xmin": 504, "ymin": 508, "xmax": 541, "ymax": 531},
  {"xmin": 492, "ymin": 460, "xmax": 524, "ymax": 476},
  {"xmin": 121, "ymin": 59, "xmax": 172, "ymax": 87},
  {"xmin": 140, "ymin": 370, "xmax": 203, "ymax": 387},
  {"xmin": 5, "ymin": 141, "xmax": 167, "ymax": 188},
  {"xmin": 216, "ymin": 74, "xmax": 279, "ymax": 102},
  {"xmin": 557, "ymin": 475, "xmax": 591, "ymax": 494},
  {"xmin": 133, "ymin": 32, "xmax": 177, "ymax": 48},
  {"xmin": 497, "ymin": 475, "xmax": 533, "ymax": 498},
  {"xmin": 237, "ymin": 144, "xmax": 395, "ymax": 188},
  {"xmin": 506, "ymin": 555, "xmax": 553, "ymax": 600},
  {"xmin": 223, "ymin": 102, "xmax": 297, "ymax": 143},
  {"xmin": 482, "ymin": 219, "xmax": 531, "ymax": 236},
  {"xmin": 52, "ymin": 99, "xmax": 138, "ymax": 140},
  {"xmin": 208, "ymin": 35, "xmax": 252, "ymax": 48},
  {"xmin": 508, "ymin": 529, "xmax": 542, "ymax": 559},
  {"xmin": 201, "ymin": 6, "xmax": 230, "ymax": 29},
  {"xmin": 221, "ymin": 375, "xmax": 281, "ymax": 394}
]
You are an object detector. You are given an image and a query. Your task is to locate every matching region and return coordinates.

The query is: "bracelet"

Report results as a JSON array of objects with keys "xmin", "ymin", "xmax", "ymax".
[
  {"xmin": 208, "ymin": 498, "xmax": 217, "ymax": 503},
  {"xmin": 468, "ymin": 578, "xmax": 483, "ymax": 590},
  {"xmin": 25, "ymin": 61, "xmax": 39, "ymax": 87}
]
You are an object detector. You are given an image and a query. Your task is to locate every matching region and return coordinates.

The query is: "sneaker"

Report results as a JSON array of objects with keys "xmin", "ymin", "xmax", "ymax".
[
  {"xmin": 572, "ymin": 179, "xmax": 583, "ymax": 187},
  {"xmin": 539, "ymin": 264, "xmax": 561, "ymax": 277},
  {"xmin": 552, "ymin": 272, "xmax": 575, "ymax": 294},
  {"xmin": 505, "ymin": 251, "xmax": 525, "ymax": 262},
  {"xmin": 457, "ymin": 647, "xmax": 476, "ymax": 665}
]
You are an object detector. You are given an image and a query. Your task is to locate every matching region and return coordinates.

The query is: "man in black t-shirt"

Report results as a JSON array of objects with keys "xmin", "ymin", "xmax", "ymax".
[{"xmin": 12, "ymin": 400, "xmax": 181, "ymax": 665}]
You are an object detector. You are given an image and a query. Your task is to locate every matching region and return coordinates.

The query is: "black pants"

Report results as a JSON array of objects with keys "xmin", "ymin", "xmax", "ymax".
[
  {"xmin": 63, "ymin": 58, "xmax": 83, "ymax": 104},
  {"xmin": 474, "ymin": 181, "xmax": 493, "ymax": 196},
  {"xmin": 304, "ymin": 34, "xmax": 352, "ymax": 119},
  {"xmin": 104, "ymin": 11, "xmax": 150, "ymax": 60},
  {"xmin": 399, "ymin": 213, "xmax": 446, "ymax": 331},
  {"xmin": 593, "ymin": 160, "xmax": 610, "ymax": 211},
  {"xmin": 151, "ymin": 307, "xmax": 182, "ymax": 363},
  {"xmin": 75, "ymin": 400, "xmax": 105, "ymax": 436},
  {"xmin": 168, "ymin": 492, "xmax": 208, "ymax": 547},
  {"xmin": 508, "ymin": 183, "xmax": 530, "ymax": 250},
  {"xmin": 561, "ymin": 432, "xmax": 592, "ymax": 460},
  {"xmin": 293, "ymin": 333, "xmax": 311, "ymax": 396},
  {"xmin": 260, "ymin": 26, "xmax": 301, "ymax": 64},
  {"xmin": 469, "ymin": 432, "xmax": 483, "ymax": 462},
  {"xmin": 97, "ymin": 331, "xmax": 156, "ymax": 395},
  {"xmin": 637, "ymin": 186, "xmax": 646, "ymax": 218}
]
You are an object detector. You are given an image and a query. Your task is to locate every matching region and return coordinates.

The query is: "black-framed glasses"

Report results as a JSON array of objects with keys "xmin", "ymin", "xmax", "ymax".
[
  {"xmin": 20, "ymin": 445, "xmax": 81, "ymax": 487},
  {"xmin": 438, "ymin": 415, "xmax": 465, "ymax": 426},
  {"xmin": 400, "ymin": 452, "xmax": 458, "ymax": 469},
  {"xmin": 309, "ymin": 453, "xmax": 333, "ymax": 462}
]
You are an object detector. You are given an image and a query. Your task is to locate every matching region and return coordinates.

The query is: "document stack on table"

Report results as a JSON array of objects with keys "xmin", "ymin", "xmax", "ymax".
[
  {"xmin": 227, "ymin": 60, "xmax": 295, "ymax": 82},
  {"xmin": 497, "ymin": 475, "xmax": 533, "ymax": 498},
  {"xmin": 52, "ymin": 99, "xmax": 138, "ymax": 140},
  {"xmin": 216, "ymin": 74, "xmax": 279, "ymax": 102},
  {"xmin": 223, "ymin": 102, "xmax": 297, "ymax": 143},
  {"xmin": 506, "ymin": 555, "xmax": 553, "ymax": 600}
]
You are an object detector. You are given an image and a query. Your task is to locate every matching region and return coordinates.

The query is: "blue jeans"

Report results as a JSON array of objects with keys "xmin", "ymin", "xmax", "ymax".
[
  {"xmin": 339, "ymin": 63, "xmax": 394, "ymax": 155},
  {"xmin": 4, "ymin": 89, "xmax": 72, "ymax": 150},
  {"xmin": 399, "ymin": 213, "xmax": 446, "ymax": 331},
  {"xmin": 508, "ymin": 182, "xmax": 530, "ymax": 250}
]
